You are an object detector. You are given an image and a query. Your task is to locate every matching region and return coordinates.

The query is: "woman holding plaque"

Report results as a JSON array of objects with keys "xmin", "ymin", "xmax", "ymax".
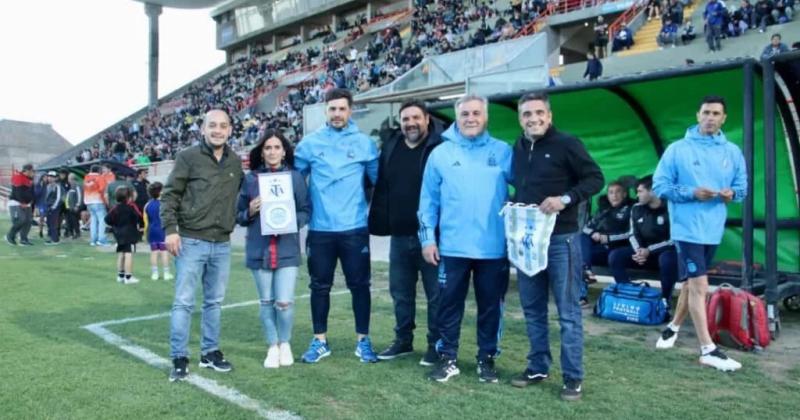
[{"xmin": 237, "ymin": 130, "xmax": 311, "ymax": 369}]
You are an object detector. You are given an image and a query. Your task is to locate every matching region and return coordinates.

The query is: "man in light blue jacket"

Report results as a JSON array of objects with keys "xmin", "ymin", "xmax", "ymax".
[
  {"xmin": 418, "ymin": 95, "xmax": 513, "ymax": 383},
  {"xmin": 294, "ymin": 89, "xmax": 380, "ymax": 364},
  {"xmin": 653, "ymin": 95, "xmax": 747, "ymax": 372}
]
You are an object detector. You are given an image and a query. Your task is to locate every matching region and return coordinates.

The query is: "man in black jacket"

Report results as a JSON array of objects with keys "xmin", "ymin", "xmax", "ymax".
[
  {"xmin": 509, "ymin": 93, "xmax": 604, "ymax": 401},
  {"xmin": 6, "ymin": 163, "xmax": 35, "ymax": 246},
  {"xmin": 608, "ymin": 175, "xmax": 678, "ymax": 303},
  {"xmin": 579, "ymin": 180, "xmax": 634, "ymax": 304},
  {"xmin": 369, "ymin": 100, "xmax": 444, "ymax": 366}
]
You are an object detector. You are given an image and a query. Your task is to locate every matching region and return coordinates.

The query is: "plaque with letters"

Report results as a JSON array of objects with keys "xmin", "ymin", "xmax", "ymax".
[{"xmin": 258, "ymin": 172, "xmax": 297, "ymax": 235}]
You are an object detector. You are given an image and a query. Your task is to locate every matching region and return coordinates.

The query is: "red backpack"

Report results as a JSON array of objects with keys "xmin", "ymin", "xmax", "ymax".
[{"xmin": 707, "ymin": 284, "xmax": 770, "ymax": 351}]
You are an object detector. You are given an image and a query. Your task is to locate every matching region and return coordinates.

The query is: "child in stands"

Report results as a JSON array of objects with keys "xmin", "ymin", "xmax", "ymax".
[{"xmin": 105, "ymin": 186, "xmax": 143, "ymax": 285}]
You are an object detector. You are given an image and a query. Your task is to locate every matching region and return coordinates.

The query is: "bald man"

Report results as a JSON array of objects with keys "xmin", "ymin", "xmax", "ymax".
[{"xmin": 161, "ymin": 109, "xmax": 244, "ymax": 382}]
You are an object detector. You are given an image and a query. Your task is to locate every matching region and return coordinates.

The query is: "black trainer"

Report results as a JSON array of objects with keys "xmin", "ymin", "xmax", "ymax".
[
  {"xmin": 419, "ymin": 345, "xmax": 439, "ymax": 366},
  {"xmin": 428, "ymin": 358, "xmax": 460, "ymax": 382},
  {"xmin": 19, "ymin": 240, "xmax": 34, "ymax": 246},
  {"xmin": 5, "ymin": 235, "xmax": 17, "ymax": 246},
  {"xmin": 377, "ymin": 340, "xmax": 413, "ymax": 360},
  {"xmin": 477, "ymin": 359, "xmax": 499, "ymax": 383},
  {"xmin": 560, "ymin": 379, "xmax": 583, "ymax": 401},
  {"xmin": 199, "ymin": 350, "xmax": 233, "ymax": 372},
  {"xmin": 510, "ymin": 369, "xmax": 549, "ymax": 388},
  {"xmin": 169, "ymin": 357, "xmax": 189, "ymax": 382}
]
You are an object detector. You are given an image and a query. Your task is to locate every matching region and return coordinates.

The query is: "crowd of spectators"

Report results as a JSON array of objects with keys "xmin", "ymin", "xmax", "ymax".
[{"xmin": 64, "ymin": 0, "xmax": 796, "ymax": 169}]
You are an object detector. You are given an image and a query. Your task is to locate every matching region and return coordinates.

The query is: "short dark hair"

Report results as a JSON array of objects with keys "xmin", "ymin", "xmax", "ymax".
[
  {"xmin": 249, "ymin": 130, "xmax": 295, "ymax": 170},
  {"xmin": 148, "ymin": 182, "xmax": 163, "ymax": 199},
  {"xmin": 22, "ymin": 163, "xmax": 34, "ymax": 171},
  {"xmin": 137, "ymin": 168, "xmax": 148, "ymax": 176},
  {"xmin": 772, "ymin": 33, "xmax": 782, "ymax": 40},
  {"xmin": 637, "ymin": 175, "xmax": 654, "ymax": 190},
  {"xmin": 90, "ymin": 164, "xmax": 100, "ymax": 173},
  {"xmin": 114, "ymin": 186, "xmax": 130, "ymax": 204},
  {"xmin": 518, "ymin": 92, "xmax": 551, "ymax": 111},
  {"xmin": 325, "ymin": 88, "xmax": 353, "ymax": 106},
  {"xmin": 700, "ymin": 95, "xmax": 727, "ymax": 113},
  {"xmin": 607, "ymin": 180, "xmax": 627, "ymax": 195},
  {"xmin": 399, "ymin": 100, "xmax": 428, "ymax": 116}
]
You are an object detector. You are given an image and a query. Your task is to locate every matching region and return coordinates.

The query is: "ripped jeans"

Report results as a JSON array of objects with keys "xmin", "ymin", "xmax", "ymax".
[{"xmin": 251, "ymin": 267, "xmax": 299, "ymax": 345}]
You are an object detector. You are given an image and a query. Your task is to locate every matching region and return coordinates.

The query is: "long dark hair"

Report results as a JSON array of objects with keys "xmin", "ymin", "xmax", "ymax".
[{"xmin": 249, "ymin": 130, "xmax": 295, "ymax": 170}]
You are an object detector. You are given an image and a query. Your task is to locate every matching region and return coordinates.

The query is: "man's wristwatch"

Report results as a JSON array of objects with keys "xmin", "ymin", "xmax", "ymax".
[{"xmin": 560, "ymin": 194, "xmax": 572, "ymax": 206}]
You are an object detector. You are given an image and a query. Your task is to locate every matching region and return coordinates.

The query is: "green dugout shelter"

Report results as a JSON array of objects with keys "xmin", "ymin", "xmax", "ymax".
[{"xmin": 427, "ymin": 56, "xmax": 800, "ymax": 336}]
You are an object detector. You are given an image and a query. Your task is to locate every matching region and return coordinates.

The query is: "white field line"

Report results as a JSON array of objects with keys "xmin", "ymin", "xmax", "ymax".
[{"xmin": 81, "ymin": 287, "xmax": 388, "ymax": 420}]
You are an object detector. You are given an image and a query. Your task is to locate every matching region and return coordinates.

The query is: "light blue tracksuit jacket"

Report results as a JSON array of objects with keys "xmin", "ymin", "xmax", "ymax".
[
  {"xmin": 417, "ymin": 123, "xmax": 513, "ymax": 259},
  {"xmin": 295, "ymin": 120, "xmax": 379, "ymax": 232},
  {"xmin": 653, "ymin": 125, "xmax": 747, "ymax": 245}
]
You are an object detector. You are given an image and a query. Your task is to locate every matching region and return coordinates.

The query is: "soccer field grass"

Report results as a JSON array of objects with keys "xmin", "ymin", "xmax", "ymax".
[{"xmin": 2, "ymin": 217, "xmax": 799, "ymax": 420}]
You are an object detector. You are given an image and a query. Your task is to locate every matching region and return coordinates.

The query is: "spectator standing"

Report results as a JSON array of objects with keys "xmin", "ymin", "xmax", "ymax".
[
  {"xmin": 105, "ymin": 186, "xmax": 143, "ymax": 285},
  {"xmin": 143, "ymin": 182, "xmax": 172, "ymax": 281},
  {"xmin": 5, "ymin": 163, "xmax": 35, "ymax": 246}
]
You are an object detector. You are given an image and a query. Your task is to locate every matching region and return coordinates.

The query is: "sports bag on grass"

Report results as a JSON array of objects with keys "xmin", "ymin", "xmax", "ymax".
[
  {"xmin": 707, "ymin": 284, "xmax": 770, "ymax": 351},
  {"xmin": 593, "ymin": 282, "xmax": 667, "ymax": 325}
]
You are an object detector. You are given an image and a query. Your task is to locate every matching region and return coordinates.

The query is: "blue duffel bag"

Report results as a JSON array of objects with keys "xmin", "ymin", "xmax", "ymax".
[{"xmin": 593, "ymin": 282, "xmax": 667, "ymax": 325}]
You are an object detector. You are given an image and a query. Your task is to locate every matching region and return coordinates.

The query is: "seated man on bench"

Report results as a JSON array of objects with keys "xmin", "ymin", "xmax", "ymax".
[
  {"xmin": 579, "ymin": 180, "xmax": 634, "ymax": 306},
  {"xmin": 608, "ymin": 175, "xmax": 678, "ymax": 312}
]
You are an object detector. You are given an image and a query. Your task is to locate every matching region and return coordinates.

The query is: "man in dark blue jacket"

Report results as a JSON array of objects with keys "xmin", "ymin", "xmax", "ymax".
[{"xmin": 369, "ymin": 100, "xmax": 444, "ymax": 366}]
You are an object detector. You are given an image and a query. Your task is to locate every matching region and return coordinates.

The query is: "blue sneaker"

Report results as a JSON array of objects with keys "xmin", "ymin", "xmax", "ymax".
[
  {"xmin": 301, "ymin": 338, "xmax": 331, "ymax": 363},
  {"xmin": 355, "ymin": 336, "xmax": 378, "ymax": 363}
]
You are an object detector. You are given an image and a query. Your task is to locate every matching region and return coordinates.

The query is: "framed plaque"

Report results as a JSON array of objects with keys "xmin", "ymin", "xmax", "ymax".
[{"xmin": 258, "ymin": 172, "xmax": 297, "ymax": 235}]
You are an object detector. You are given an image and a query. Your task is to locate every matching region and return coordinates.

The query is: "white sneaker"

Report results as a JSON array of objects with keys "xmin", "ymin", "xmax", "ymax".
[
  {"xmin": 279, "ymin": 342, "xmax": 294, "ymax": 366},
  {"xmin": 264, "ymin": 346, "xmax": 280, "ymax": 368},
  {"xmin": 699, "ymin": 348, "xmax": 742, "ymax": 372},
  {"xmin": 117, "ymin": 276, "xmax": 124, "ymax": 283},
  {"xmin": 151, "ymin": 272, "xmax": 159, "ymax": 281},
  {"xmin": 656, "ymin": 327, "xmax": 678, "ymax": 349},
  {"xmin": 124, "ymin": 276, "xmax": 140, "ymax": 285},
  {"xmin": 164, "ymin": 272, "xmax": 174, "ymax": 281}
]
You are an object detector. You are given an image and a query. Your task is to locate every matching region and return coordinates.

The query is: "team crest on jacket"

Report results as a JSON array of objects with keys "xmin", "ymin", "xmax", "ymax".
[
  {"xmin": 347, "ymin": 149, "xmax": 355, "ymax": 159},
  {"xmin": 657, "ymin": 216, "xmax": 665, "ymax": 225},
  {"xmin": 487, "ymin": 153, "xmax": 497, "ymax": 167}
]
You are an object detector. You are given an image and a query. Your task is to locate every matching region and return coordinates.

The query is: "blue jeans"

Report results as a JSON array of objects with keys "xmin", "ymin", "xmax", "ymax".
[
  {"xmin": 87, "ymin": 203, "xmax": 108, "ymax": 245},
  {"xmin": 169, "ymin": 237, "xmax": 231, "ymax": 358},
  {"xmin": 389, "ymin": 235, "xmax": 440, "ymax": 345},
  {"xmin": 251, "ymin": 267, "xmax": 298, "ymax": 345},
  {"xmin": 608, "ymin": 246, "xmax": 678, "ymax": 299},
  {"xmin": 306, "ymin": 228, "xmax": 371, "ymax": 335},
  {"xmin": 437, "ymin": 256, "xmax": 509, "ymax": 361},
  {"xmin": 517, "ymin": 233, "xmax": 584, "ymax": 382}
]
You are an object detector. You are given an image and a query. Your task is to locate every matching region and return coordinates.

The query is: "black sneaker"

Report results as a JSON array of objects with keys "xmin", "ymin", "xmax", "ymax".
[
  {"xmin": 477, "ymin": 359, "xmax": 499, "ymax": 383},
  {"xmin": 560, "ymin": 379, "xmax": 583, "ymax": 401},
  {"xmin": 377, "ymin": 340, "xmax": 413, "ymax": 360},
  {"xmin": 428, "ymin": 358, "xmax": 460, "ymax": 382},
  {"xmin": 5, "ymin": 235, "xmax": 16, "ymax": 246},
  {"xmin": 579, "ymin": 298, "xmax": 591, "ymax": 309},
  {"xmin": 510, "ymin": 369, "xmax": 549, "ymax": 388},
  {"xmin": 419, "ymin": 345, "xmax": 439, "ymax": 366},
  {"xmin": 199, "ymin": 350, "xmax": 233, "ymax": 372},
  {"xmin": 169, "ymin": 357, "xmax": 189, "ymax": 382},
  {"xmin": 19, "ymin": 240, "xmax": 34, "ymax": 246}
]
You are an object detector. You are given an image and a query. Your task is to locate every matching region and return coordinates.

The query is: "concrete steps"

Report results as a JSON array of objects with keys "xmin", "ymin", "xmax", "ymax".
[{"xmin": 617, "ymin": 5, "xmax": 697, "ymax": 57}]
